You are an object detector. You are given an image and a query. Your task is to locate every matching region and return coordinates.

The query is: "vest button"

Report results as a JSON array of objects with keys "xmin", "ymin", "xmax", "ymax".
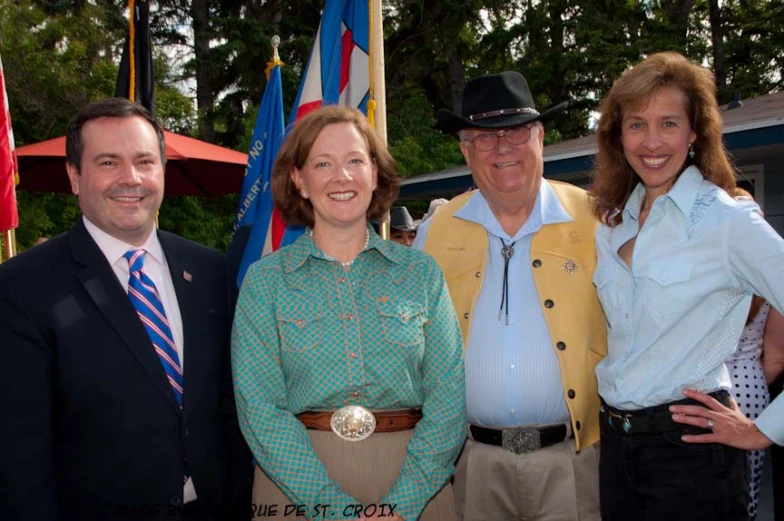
[
  {"xmin": 475, "ymin": 271, "xmax": 481, "ymax": 277},
  {"xmin": 568, "ymin": 389, "xmax": 576, "ymax": 399},
  {"xmin": 463, "ymin": 312, "xmax": 470, "ymax": 319},
  {"xmin": 575, "ymin": 420, "xmax": 581, "ymax": 430},
  {"xmin": 532, "ymin": 259, "xmax": 542, "ymax": 268},
  {"xmin": 556, "ymin": 341, "xmax": 566, "ymax": 350},
  {"xmin": 544, "ymin": 299, "xmax": 554, "ymax": 308}
]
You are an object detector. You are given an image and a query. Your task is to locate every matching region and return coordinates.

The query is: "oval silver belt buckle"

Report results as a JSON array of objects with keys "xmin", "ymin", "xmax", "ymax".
[{"xmin": 330, "ymin": 405, "xmax": 376, "ymax": 441}]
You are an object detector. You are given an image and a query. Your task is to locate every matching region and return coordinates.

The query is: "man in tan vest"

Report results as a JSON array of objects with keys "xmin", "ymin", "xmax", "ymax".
[{"xmin": 413, "ymin": 71, "xmax": 606, "ymax": 521}]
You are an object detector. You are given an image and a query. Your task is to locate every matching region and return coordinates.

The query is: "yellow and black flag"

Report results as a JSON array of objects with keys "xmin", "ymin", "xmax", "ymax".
[{"xmin": 115, "ymin": 0, "xmax": 155, "ymax": 115}]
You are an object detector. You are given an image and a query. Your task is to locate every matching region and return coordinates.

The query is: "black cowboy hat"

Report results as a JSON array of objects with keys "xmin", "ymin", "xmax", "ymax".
[
  {"xmin": 437, "ymin": 71, "xmax": 568, "ymax": 136},
  {"xmin": 390, "ymin": 206, "xmax": 417, "ymax": 232}
]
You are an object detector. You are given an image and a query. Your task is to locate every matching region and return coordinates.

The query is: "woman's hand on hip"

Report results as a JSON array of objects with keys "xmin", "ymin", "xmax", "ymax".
[{"xmin": 670, "ymin": 388, "xmax": 773, "ymax": 450}]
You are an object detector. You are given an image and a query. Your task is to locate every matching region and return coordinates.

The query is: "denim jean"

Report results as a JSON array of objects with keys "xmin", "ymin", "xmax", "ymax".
[{"xmin": 599, "ymin": 405, "xmax": 749, "ymax": 520}]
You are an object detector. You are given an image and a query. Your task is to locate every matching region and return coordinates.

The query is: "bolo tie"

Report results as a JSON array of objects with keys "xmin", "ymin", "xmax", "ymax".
[{"xmin": 498, "ymin": 238, "xmax": 516, "ymax": 325}]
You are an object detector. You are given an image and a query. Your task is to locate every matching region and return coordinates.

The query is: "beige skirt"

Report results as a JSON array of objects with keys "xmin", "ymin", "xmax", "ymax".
[{"xmin": 252, "ymin": 429, "xmax": 456, "ymax": 521}]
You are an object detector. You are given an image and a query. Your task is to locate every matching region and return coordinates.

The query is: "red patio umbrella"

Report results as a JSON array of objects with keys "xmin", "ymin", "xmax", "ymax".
[{"xmin": 16, "ymin": 131, "xmax": 248, "ymax": 197}]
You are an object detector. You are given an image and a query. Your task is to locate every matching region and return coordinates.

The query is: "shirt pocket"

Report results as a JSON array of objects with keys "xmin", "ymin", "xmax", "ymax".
[
  {"xmin": 593, "ymin": 262, "xmax": 624, "ymax": 328},
  {"xmin": 377, "ymin": 298, "xmax": 426, "ymax": 347},
  {"xmin": 277, "ymin": 303, "xmax": 325, "ymax": 353},
  {"xmin": 642, "ymin": 262, "xmax": 692, "ymax": 322}
]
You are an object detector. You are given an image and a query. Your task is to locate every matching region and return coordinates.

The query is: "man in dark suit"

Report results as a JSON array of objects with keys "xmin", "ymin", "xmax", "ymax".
[{"xmin": 0, "ymin": 98, "xmax": 252, "ymax": 521}]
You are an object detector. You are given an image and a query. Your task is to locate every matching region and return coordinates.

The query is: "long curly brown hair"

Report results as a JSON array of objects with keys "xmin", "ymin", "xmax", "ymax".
[{"xmin": 591, "ymin": 52, "xmax": 737, "ymax": 226}]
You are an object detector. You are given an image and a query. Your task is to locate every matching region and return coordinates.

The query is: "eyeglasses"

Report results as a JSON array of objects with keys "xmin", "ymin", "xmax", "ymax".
[{"xmin": 463, "ymin": 125, "xmax": 534, "ymax": 152}]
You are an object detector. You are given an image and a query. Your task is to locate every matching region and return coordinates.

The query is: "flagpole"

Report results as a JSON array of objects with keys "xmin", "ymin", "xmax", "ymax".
[
  {"xmin": 370, "ymin": 0, "xmax": 389, "ymax": 239},
  {"xmin": 2, "ymin": 229, "xmax": 16, "ymax": 261}
]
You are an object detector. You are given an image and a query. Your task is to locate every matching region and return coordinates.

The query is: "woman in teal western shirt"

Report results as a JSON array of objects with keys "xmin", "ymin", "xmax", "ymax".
[{"xmin": 231, "ymin": 106, "xmax": 466, "ymax": 521}]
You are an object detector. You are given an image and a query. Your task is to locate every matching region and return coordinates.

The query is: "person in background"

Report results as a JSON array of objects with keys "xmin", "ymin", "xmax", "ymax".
[
  {"xmin": 0, "ymin": 98, "xmax": 252, "ymax": 521},
  {"xmin": 415, "ymin": 71, "xmax": 605, "ymax": 521},
  {"xmin": 421, "ymin": 198, "xmax": 448, "ymax": 224},
  {"xmin": 591, "ymin": 51, "xmax": 784, "ymax": 521},
  {"xmin": 389, "ymin": 205, "xmax": 418, "ymax": 246},
  {"xmin": 725, "ymin": 188, "xmax": 784, "ymax": 520},
  {"xmin": 232, "ymin": 105, "xmax": 466, "ymax": 521}
]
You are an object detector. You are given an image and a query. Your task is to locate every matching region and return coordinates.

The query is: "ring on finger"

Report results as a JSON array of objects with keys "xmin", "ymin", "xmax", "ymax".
[{"xmin": 706, "ymin": 419, "xmax": 715, "ymax": 430}]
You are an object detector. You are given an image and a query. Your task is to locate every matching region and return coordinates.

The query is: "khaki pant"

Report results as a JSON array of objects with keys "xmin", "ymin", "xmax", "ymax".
[
  {"xmin": 453, "ymin": 435, "xmax": 600, "ymax": 521},
  {"xmin": 252, "ymin": 429, "xmax": 456, "ymax": 521}
]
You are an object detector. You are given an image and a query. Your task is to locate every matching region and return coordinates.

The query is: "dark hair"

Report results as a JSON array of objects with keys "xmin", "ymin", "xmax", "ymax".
[
  {"xmin": 66, "ymin": 98, "xmax": 166, "ymax": 173},
  {"xmin": 592, "ymin": 52, "xmax": 737, "ymax": 225},
  {"xmin": 271, "ymin": 105, "xmax": 400, "ymax": 227}
]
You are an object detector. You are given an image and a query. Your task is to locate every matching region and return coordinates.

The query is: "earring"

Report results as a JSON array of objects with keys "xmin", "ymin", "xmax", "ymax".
[
  {"xmin": 688, "ymin": 143, "xmax": 695, "ymax": 159},
  {"xmin": 300, "ymin": 191, "xmax": 309, "ymax": 198}
]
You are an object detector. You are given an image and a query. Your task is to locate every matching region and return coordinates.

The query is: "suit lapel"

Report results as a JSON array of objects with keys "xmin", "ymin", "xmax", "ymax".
[
  {"xmin": 69, "ymin": 221, "xmax": 182, "ymax": 415},
  {"xmin": 159, "ymin": 233, "xmax": 202, "ymax": 414}
]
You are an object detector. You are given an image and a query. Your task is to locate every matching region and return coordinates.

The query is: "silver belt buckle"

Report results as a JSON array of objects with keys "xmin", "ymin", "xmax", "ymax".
[
  {"xmin": 330, "ymin": 405, "xmax": 376, "ymax": 442},
  {"xmin": 502, "ymin": 427, "xmax": 541, "ymax": 454}
]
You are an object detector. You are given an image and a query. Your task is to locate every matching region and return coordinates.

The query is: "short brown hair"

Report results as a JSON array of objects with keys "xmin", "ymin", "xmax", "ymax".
[
  {"xmin": 591, "ymin": 52, "xmax": 736, "ymax": 225},
  {"xmin": 66, "ymin": 98, "xmax": 166, "ymax": 173},
  {"xmin": 271, "ymin": 106, "xmax": 400, "ymax": 227}
]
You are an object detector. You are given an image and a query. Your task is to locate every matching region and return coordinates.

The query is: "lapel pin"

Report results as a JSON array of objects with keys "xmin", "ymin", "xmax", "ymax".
[
  {"xmin": 183, "ymin": 271, "xmax": 192, "ymax": 282},
  {"xmin": 562, "ymin": 259, "xmax": 578, "ymax": 275}
]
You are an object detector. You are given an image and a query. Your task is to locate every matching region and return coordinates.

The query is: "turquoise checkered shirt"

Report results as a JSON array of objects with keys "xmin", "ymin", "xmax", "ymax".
[{"xmin": 232, "ymin": 228, "xmax": 466, "ymax": 520}]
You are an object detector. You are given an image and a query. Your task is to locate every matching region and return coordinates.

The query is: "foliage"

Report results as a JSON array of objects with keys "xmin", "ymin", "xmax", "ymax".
[
  {"xmin": 3, "ymin": 0, "xmax": 783, "ymax": 253},
  {"xmin": 387, "ymin": 89, "xmax": 464, "ymax": 177}
]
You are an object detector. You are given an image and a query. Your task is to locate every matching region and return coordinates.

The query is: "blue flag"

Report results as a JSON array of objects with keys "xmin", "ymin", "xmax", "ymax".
[{"xmin": 234, "ymin": 64, "xmax": 285, "ymax": 287}]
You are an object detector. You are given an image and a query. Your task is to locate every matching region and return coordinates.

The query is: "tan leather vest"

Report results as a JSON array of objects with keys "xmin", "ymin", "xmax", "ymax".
[{"xmin": 424, "ymin": 181, "xmax": 607, "ymax": 450}]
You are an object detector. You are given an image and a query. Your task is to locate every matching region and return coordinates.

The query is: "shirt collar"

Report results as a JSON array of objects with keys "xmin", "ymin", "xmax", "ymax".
[
  {"xmin": 454, "ymin": 181, "xmax": 573, "ymax": 241},
  {"xmin": 622, "ymin": 165, "xmax": 703, "ymax": 222},
  {"xmin": 283, "ymin": 223, "xmax": 401, "ymax": 273},
  {"xmin": 666, "ymin": 165, "xmax": 703, "ymax": 218},
  {"xmin": 82, "ymin": 216, "xmax": 164, "ymax": 267}
]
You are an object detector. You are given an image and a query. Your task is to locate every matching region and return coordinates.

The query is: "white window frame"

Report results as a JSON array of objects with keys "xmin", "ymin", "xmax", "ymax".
[{"xmin": 736, "ymin": 164, "xmax": 765, "ymax": 213}]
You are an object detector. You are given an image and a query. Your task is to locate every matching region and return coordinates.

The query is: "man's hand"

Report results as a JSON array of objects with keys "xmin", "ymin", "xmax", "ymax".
[{"xmin": 670, "ymin": 388, "xmax": 773, "ymax": 450}]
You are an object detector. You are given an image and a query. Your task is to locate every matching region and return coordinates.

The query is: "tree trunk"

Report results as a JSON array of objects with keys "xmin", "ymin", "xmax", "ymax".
[
  {"xmin": 447, "ymin": 47, "xmax": 465, "ymax": 114},
  {"xmin": 660, "ymin": 0, "xmax": 697, "ymax": 48},
  {"xmin": 271, "ymin": 0, "xmax": 283, "ymax": 35},
  {"xmin": 708, "ymin": 0, "xmax": 727, "ymax": 100},
  {"xmin": 191, "ymin": 0, "xmax": 215, "ymax": 142}
]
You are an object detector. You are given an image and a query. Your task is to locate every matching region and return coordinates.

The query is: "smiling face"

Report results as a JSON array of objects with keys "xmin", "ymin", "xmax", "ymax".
[
  {"xmin": 621, "ymin": 85, "xmax": 697, "ymax": 200},
  {"xmin": 66, "ymin": 116, "xmax": 165, "ymax": 246},
  {"xmin": 459, "ymin": 123, "xmax": 544, "ymax": 209},
  {"xmin": 290, "ymin": 121, "xmax": 378, "ymax": 235}
]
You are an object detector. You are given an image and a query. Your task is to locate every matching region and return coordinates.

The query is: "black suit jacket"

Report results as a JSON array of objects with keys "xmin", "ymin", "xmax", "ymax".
[{"xmin": 0, "ymin": 220, "xmax": 252, "ymax": 521}]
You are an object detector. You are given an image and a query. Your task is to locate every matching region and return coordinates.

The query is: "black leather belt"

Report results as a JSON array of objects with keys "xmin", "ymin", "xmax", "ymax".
[
  {"xmin": 470, "ymin": 423, "xmax": 570, "ymax": 454},
  {"xmin": 600, "ymin": 390, "xmax": 730, "ymax": 435}
]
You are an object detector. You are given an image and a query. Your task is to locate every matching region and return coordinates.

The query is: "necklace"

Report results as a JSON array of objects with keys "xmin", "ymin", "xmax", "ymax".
[
  {"xmin": 309, "ymin": 228, "xmax": 370, "ymax": 268},
  {"xmin": 499, "ymin": 238, "xmax": 516, "ymax": 325}
]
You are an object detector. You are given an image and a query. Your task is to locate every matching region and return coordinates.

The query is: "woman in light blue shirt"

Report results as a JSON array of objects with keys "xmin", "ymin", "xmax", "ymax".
[{"xmin": 590, "ymin": 51, "xmax": 784, "ymax": 521}]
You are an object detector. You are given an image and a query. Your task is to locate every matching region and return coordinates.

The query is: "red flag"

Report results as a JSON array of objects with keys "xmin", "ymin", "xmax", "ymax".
[
  {"xmin": 0, "ymin": 55, "xmax": 19, "ymax": 232},
  {"xmin": 263, "ymin": 0, "xmax": 370, "ymax": 253}
]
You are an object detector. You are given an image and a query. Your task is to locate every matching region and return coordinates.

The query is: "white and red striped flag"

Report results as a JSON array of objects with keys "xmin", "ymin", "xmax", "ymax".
[
  {"xmin": 256, "ymin": 0, "xmax": 371, "ymax": 253},
  {"xmin": 0, "ymin": 54, "xmax": 19, "ymax": 232}
]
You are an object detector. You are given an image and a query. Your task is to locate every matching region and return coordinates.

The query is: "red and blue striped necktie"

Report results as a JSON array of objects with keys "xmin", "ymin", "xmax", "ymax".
[
  {"xmin": 125, "ymin": 250, "xmax": 190, "ymax": 484},
  {"xmin": 124, "ymin": 250, "xmax": 184, "ymax": 407}
]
